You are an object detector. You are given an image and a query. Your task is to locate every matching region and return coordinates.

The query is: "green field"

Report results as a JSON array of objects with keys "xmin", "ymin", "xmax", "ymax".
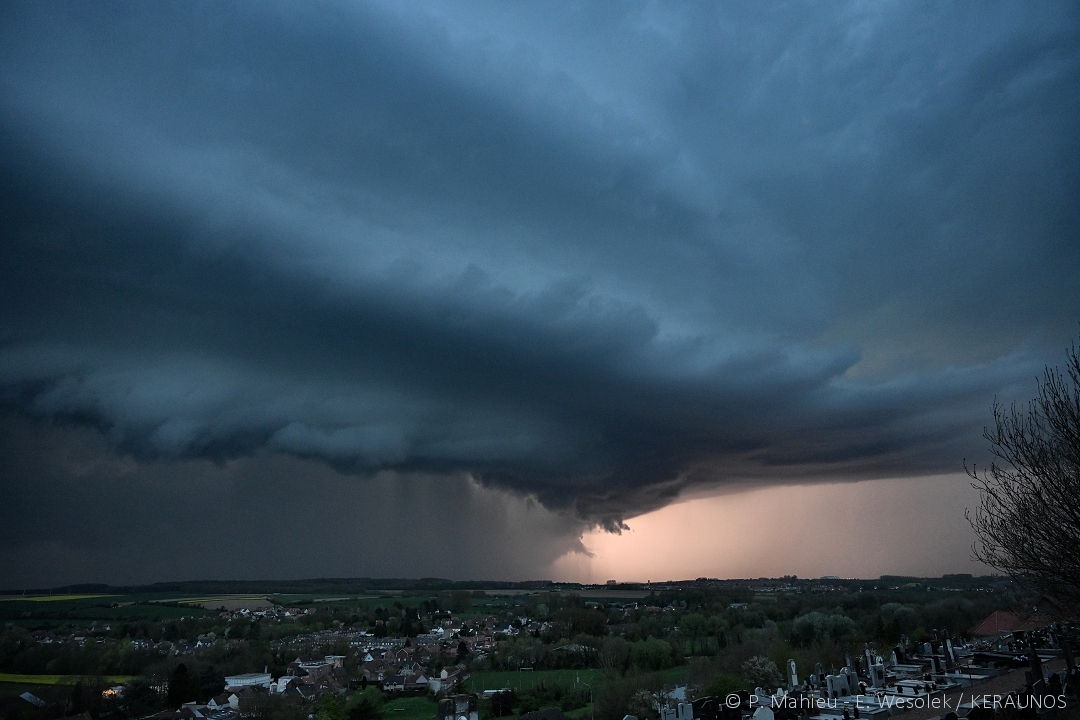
[
  {"xmin": 0, "ymin": 673, "xmax": 134, "ymax": 685},
  {"xmin": 383, "ymin": 696, "xmax": 438, "ymax": 720},
  {"xmin": 468, "ymin": 666, "xmax": 687, "ymax": 695},
  {"xmin": 0, "ymin": 595, "xmax": 117, "ymax": 603},
  {"xmin": 466, "ymin": 669, "xmax": 605, "ymax": 694},
  {"xmin": 166, "ymin": 595, "xmax": 270, "ymax": 604},
  {"xmin": 564, "ymin": 707, "xmax": 596, "ymax": 720}
]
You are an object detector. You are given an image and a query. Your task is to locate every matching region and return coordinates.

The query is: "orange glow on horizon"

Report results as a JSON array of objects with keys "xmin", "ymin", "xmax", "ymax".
[{"xmin": 552, "ymin": 474, "xmax": 988, "ymax": 582}]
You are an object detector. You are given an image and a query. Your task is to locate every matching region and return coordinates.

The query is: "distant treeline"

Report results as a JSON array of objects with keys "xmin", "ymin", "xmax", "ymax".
[
  {"xmin": 1, "ymin": 574, "xmax": 1003, "ymax": 597},
  {"xmin": 0, "ymin": 578, "xmax": 558, "ymax": 597}
]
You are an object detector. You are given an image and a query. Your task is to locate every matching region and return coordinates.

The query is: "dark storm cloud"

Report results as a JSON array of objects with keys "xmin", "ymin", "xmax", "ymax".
[
  {"xmin": 0, "ymin": 414, "xmax": 588, "ymax": 588},
  {"xmin": 1, "ymin": 0, "xmax": 1079, "ymax": 544}
]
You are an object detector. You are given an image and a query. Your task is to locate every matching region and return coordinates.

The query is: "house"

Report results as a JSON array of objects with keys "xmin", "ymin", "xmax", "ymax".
[
  {"xmin": 282, "ymin": 685, "xmax": 317, "ymax": 702},
  {"xmin": 232, "ymin": 686, "xmax": 269, "ymax": 715},
  {"xmin": 437, "ymin": 695, "xmax": 477, "ymax": 720},
  {"xmin": 224, "ymin": 673, "xmax": 272, "ymax": 690},
  {"xmin": 969, "ymin": 610, "xmax": 1044, "ymax": 637},
  {"xmin": 400, "ymin": 661, "xmax": 424, "ymax": 676},
  {"xmin": 20, "ymin": 693, "xmax": 46, "ymax": 709},
  {"xmin": 208, "ymin": 694, "xmax": 232, "ymax": 710},
  {"xmin": 427, "ymin": 667, "xmax": 468, "ymax": 694},
  {"xmin": 270, "ymin": 676, "xmax": 298, "ymax": 695},
  {"xmin": 290, "ymin": 662, "xmax": 332, "ymax": 685},
  {"xmin": 359, "ymin": 661, "xmax": 390, "ymax": 682}
]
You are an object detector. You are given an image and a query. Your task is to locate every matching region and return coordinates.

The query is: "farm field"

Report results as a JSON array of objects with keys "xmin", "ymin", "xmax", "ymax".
[
  {"xmin": 0, "ymin": 673, "xmax": 134, "ymax": 685},
  {"xmin": 383, "ymin": 696, "xmax": 438, "ymax": 720},
  {"xmin": 466, "ymin": 666, "xmax": 686, "ymax": 695},
  {"xmin": 0, "ymin": 595, "xmax": 117, "ymax": 603},
  {"xmin": 466, "ymin": 669, "xmax": 604, "ymax": 694},
  {"xmin": 157, "ymin": 595, "xmax": 277, "ymax": 611}
]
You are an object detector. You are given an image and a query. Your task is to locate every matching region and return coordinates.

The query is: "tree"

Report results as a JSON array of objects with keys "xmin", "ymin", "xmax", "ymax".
[
  {"xmin": 966, "ymin": 337, "xmax": 1080, "ymax": 614},
  {"xmin": 168, "ymin": 663, "xmax": 199, "ymax": 706},
  {"xmin": 554, "ymin": 607, "xmax": 608, "ymax": 638},
  {"xmin": 703, "ymin": 673, "xmax": 744, "ymax": 699},
  {"xmin": 599, "ymin": 637, "xmax": 629, "ymax": 672},
  {"xmin": 450, "ymin": 591, "xmax": 472, "ymax": 613},
  {"xmin": 741, "ymin": 656, "xmax": 783, "ymax": 693},
  {"xmin": 680, "ymin": 613, "xmax": 706, "ymax": 655},
  {"xmin": 790, "ymin": 612, "xmax": 855, "ymax": 647},
  {"xmin": 347, "ymin": 687, "xmax": 384, "ymax": 720},
  {"xmin": 199, "ymin": 665, "xmax": 225, "ymax": 702}
]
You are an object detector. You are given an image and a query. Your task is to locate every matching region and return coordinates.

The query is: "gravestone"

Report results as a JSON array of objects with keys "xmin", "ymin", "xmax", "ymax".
[
  {"xmin": 1063, "ymin": 637, "xmax": 1076, "ymax": 672},
  {"xmin": 1029, "ymin": 646, "xmax": 1045, "ymax": 685},
  {"xmin": 751, "ymin": 707, "xmax": 774, "ymax": 720},
  {"xmin": 787, "ymin": 659, "xmax": 798, "ymax": 691},
  {"xmin": 1048, "ymin": 673, "xmax": 1063, "ymax": 697},
  {"xmin": 844, "ymin": 667, "xmax": 859, "ymax": 695}
]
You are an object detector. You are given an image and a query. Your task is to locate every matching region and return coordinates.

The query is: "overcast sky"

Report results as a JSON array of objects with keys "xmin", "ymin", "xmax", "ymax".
[{"xmin": 2, "ymin": 1, "xmax": 1078, "ymax": 587}]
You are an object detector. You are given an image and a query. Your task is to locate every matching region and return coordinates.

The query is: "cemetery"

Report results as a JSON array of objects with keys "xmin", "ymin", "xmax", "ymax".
[{"xmin": 658, "ymin": 625, "xmax": 1079, "ymax": 720}]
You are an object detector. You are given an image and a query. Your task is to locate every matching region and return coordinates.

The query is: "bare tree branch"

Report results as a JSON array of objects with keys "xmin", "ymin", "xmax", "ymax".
[{"xmin": 966, "ymin": 335, "xmax": 1080, "ymax": 616}]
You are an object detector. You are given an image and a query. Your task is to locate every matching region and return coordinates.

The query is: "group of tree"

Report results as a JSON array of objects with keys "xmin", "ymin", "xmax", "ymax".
[{"xmin": 967, "ymin": 334, "xmax": 1080, "ymax": 615}]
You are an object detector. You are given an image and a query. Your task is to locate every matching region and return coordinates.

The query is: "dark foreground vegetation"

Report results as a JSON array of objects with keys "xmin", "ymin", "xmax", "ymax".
[{"xmin": 0, "ymin": 575, "xmax": 1015, "ymax": 720}]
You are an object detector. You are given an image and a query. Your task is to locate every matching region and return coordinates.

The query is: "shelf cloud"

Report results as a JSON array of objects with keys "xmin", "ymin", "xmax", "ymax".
[{"xmin": 1, "ymin": 1, "xmax": 1078, "ymax": 581}]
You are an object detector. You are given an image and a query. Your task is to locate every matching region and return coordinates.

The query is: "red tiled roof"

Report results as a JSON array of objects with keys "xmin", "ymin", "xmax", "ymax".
[{"xmin": 969, "ymin": 610, "xmax": 1044, "ymax": 636}]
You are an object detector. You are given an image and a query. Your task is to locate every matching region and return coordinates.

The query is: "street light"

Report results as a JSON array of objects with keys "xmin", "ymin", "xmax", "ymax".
[{"xmin": 581, "ymin": 682, "xmax": 594, "ymax": 720}]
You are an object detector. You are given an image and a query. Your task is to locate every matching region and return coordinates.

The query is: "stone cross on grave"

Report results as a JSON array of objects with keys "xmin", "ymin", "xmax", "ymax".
[
  {"xmin": 788, "ymin": 659, "xmax": 798, "ymax": 691},
  {"xmin": 838, "ymin": 668, "xmax": 852, "ymax": 696}
]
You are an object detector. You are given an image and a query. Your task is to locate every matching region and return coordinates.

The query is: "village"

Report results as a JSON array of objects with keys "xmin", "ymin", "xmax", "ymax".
[{"xmin": 3, "ymin": 579, "xmax": 1077, "ymax": 720}]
